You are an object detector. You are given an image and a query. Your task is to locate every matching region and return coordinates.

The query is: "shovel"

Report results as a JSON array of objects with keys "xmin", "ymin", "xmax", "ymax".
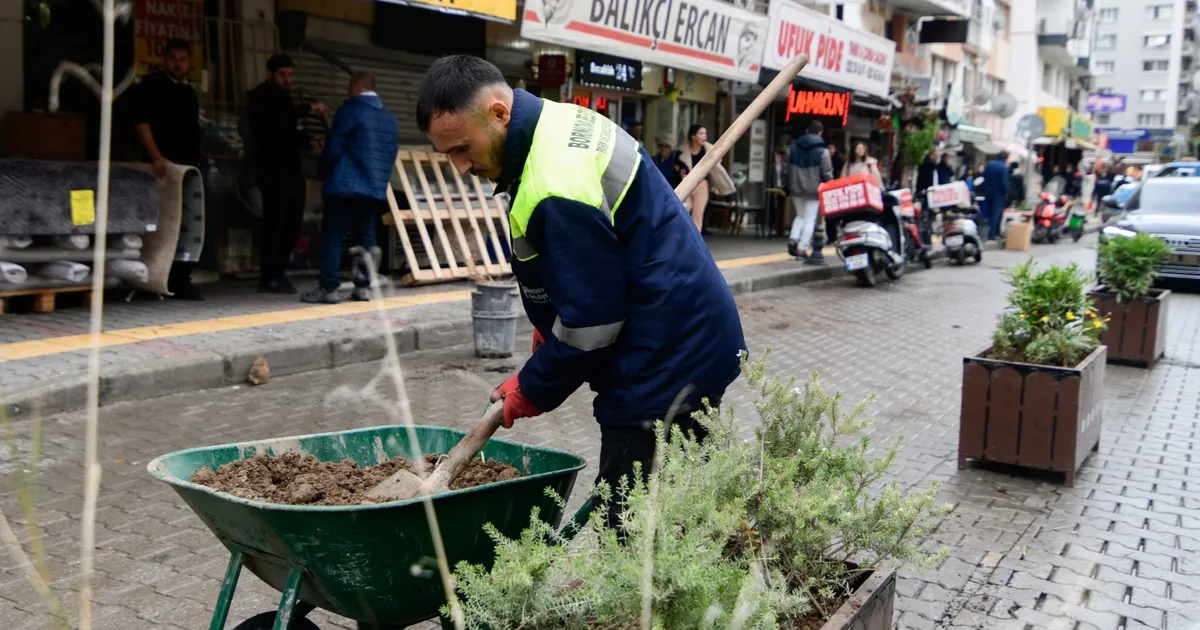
[
  {"xmin": 365, "ymin": 53, "xmax": 810, "ymax": 501},
  {"xmin": 366, "ymin": 402, "xmax": 506, "ymax": 501}
]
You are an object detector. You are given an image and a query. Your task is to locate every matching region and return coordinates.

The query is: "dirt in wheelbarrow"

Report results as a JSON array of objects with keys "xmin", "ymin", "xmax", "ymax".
[{"xmin": 189, "ymin": 452, "xmax": 521, "ymax": 506}]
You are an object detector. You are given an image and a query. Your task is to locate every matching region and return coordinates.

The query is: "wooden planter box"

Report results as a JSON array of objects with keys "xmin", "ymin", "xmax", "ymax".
[
  {"xmin": 1091, "ymin": 287, "xmax": 1170, "ymax": 368},
  {"xmin": 819, "ymin": 569, "xmax": 896, "ymax": 630},
  {"xmin": 958, "ymin": 346, "xmax": 1106, "ymax": 487}
]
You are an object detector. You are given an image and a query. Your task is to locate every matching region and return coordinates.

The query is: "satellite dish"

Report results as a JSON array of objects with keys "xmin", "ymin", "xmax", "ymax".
[
  {"xmin": 974, "ymin": 90, "xmax": 992, "ymax": 107},
  {"xmin": 1016, "ymin": 113, "xmax": 1047, "ymax": 140},
  {"xmin": 992, "ymin": 93, "xmax": 1018, "ymax": 118}
]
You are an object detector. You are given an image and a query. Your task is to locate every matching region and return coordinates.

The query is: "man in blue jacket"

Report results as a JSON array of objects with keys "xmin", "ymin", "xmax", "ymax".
[
  {"xmin": 303, "ymin": 72, "xmax": 400, "ymax": 304},
  {"xmin": 982, "ymin": 151, "xmax": 1011, "ymax": 241},
  {"xmin": 417, "ymin": 56, "xmax": 746, "ymax": 528}
]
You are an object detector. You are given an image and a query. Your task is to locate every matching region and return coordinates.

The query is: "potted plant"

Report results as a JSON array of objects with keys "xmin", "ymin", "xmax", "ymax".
[
  {"xmin": 445, "ymin": 354, "xmax": 949, "ymax": 629},
  {"xmin": 959, "ymin": 260, "xmax": 1107, "ymax": 487},
  {"xmin": 1091, "ymin": 232, "xmax": 1173, "ymax": 367}
]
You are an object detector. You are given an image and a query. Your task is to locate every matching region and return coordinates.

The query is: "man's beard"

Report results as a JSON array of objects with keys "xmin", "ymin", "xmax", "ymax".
[{"xmin": 471, "ymin": 128, "xmax": 507, "ymax": 181}]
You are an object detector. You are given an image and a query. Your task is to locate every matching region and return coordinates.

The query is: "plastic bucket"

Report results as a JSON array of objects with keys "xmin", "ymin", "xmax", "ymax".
[{"xmin": 472, "ymin": 282, "xmax": 520, "ymax": 358}]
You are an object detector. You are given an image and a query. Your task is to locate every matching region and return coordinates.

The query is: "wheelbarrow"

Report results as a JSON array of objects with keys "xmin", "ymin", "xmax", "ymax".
[{"xmin": 148, "ymin": 424, "xmax": 590, "ymax": 630}]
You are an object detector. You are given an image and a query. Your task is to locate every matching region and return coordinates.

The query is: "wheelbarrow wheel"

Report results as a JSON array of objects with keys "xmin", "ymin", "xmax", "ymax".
[{"xmin": 231, "ymin": 611, "xmax": 321, "ymax": 630}]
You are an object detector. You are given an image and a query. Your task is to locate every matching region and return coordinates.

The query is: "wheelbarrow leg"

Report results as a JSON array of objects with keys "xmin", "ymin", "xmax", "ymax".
[
  {"xmin": 272, "ymin": 570, "xmax": 306, "ymax": 630},
  {"xmin": 209, "ymin": 551, "xmax": 244, "ymax": 630}
]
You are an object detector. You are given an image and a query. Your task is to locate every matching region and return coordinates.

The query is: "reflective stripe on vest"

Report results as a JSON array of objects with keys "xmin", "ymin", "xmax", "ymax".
[
  {"xmin": 508, "ymin": 100, "xmax": 640, "ymax": 262},
  {"xmin": 552, "ymin": 316, "xmax": 625, "ymax": 351}
]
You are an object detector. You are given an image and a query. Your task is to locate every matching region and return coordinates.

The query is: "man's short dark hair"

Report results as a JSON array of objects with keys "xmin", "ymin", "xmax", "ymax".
[
  {"xmin": 350, "ymin": 71, "xmax": 375, "ymax": 91},
  {"xmin": 416, "ymin": 55, "xmax": 507, "ymax": 133},
  {"xmin": 267, "ymin": 54, "xmax": 294, "ymax": 72},
  {"xmin": 164, "ymin": 39, "xmax": 190, "ymax": 56},
  {"xmin": 998, "ymin": 151, "xmax": 1009, "ymax": 162},
  {"xmin": 807, "ymin": 120, "xmax": 824, "ymax": 135}
]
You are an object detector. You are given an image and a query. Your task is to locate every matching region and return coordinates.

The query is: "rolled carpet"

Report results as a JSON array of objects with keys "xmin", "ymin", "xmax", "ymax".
[
  {"xmin": 0, "ymin": 261, "xmax": 28, "ymax": 285},
  {"xmin": 36, "ymin": 260, "xmax": 89, "ymax": 283}
]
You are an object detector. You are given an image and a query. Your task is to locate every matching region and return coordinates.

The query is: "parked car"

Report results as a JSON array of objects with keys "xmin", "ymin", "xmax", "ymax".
[
  {"xmin": 1153, "ymin": 160, "xmax": 1200, "ymax": 179},
  {"xmin": 1101, "ymin": 177, "xmax": 1200, "ymax": 282}
]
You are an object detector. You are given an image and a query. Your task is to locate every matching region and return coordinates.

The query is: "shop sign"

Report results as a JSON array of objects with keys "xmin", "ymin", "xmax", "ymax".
[
  {"xmin": 955, "ymin": 124, "xmax": 991, "ymax": 145},
  {"xmin": 1094, "ymin": 128, "xmax": 1152, "ymax": 141},
  {"xmin": 538, "ymin": 54, "xmax": 568, "ymax": 87},
  {"xmin": 748, "ymin": 120, "xmax": 767, "ymax": 184},
  {"xmin": 1069, "ymin": 114, "xmax": 1093, "ymax": 142},
  {"xmin": 575, "ymin": 50, "xmax": 642, "ymax": 91},
  {"xmin": 785, "ymin": 87, "xmax": 850, "ymax": 126},
  {"xmin": 401, "ymin": 0, "xmax": 517, "ymax": 22},
  {"xmin": 133, "ymin": 0, "xmax": 203, "ymax": 81},
  {"xmin": 1086, "ymin": 93, "xmax": 1126, "ymax": 113},
  {"xmin": 764, "ymin": 0, "xmax": 895, "ymax": 98},
  {"xmin": 520, "ymin": 0, "xmax": 768, "ymax": 83}
]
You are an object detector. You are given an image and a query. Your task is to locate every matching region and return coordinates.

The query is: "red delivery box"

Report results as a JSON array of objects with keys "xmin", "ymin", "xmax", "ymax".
[
  {"xmin": 818, "ymin": 173, "xmax": 884, "ymax": 217},
  {"xmin": 892, "ymin": 188, "xmax": 916, "ymax": 217}
]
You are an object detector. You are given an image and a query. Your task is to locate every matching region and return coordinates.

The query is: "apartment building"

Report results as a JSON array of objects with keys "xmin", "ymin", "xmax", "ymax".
[{"xmin": 1089, "ymin": 0, "xmax": 1197, "ymax": 154}]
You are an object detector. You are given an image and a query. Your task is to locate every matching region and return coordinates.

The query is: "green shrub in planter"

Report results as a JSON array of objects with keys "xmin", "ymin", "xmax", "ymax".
[
  {"xmin": 991, "ymin": 260, "xmax": 1106, "ymax": 367},
  {"xmin": 446, "ymin": 354, "xmax": 950, "ymax": 629},
  {"xmin": 1096, "ymin": 232, "xmax": 1173, "ymax": 302}
]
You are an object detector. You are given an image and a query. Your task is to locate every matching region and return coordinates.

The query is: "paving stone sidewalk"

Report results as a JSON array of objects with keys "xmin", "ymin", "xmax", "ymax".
[{"xmin": 5, "ymin": 236, "xmax": 1174, "ymax": 630}]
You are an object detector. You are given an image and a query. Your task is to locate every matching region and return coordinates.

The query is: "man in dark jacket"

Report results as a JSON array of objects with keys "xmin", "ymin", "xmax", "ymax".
[
  {"xmin": 247, "ymin": 54, "xmax": 330, "ymax": 294},
  {"xmin": 787, "ymin": 121, "xmax": 834, "ymax": 261},
  {"xmin": 916, "ymin": 147, "xmax": 939, "ymax": 193},
  {"xmin": 302, "ymin": 72, "xmax": 399, "ymax": 304},
  {"xmin": 983, "ymin": 152, "xmax": 1011, "ymax": 240},
  {"xmin": 652, "ymin": 135, "xmax": 682, "ymax": 188},
  {"xmin": 417, "ymin": 56, "xmax": 745, "ymax": 529},
  {"xmin": 937, "ymin": 154, "xmax": 954, "ymax": 187},
  {"xmin": 132, "ymin": 38, "xmax": 203, "ymax": 300}
]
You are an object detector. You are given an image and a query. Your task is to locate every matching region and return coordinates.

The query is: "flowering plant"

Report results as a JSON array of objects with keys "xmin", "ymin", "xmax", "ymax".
[{"xmin": 991, "ymin": 260, "xmax": 1106, "ymax": 367}]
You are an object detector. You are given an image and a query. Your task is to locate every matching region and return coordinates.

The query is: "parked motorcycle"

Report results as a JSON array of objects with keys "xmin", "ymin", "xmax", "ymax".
[
  {"xmin": 1068, "ymin": 198, "xmax": 1088, "ymax": 242},
  {"xmin": 898, "ymin": 189, "xmax": 934, "ymax": 269},
  {"xmin": 1031, "ymin": 191, "xmax": 1070, "ymax": 243},
  {"xmin": 819, "ymin": 174, "xmax": 907, "ymax": 288}
]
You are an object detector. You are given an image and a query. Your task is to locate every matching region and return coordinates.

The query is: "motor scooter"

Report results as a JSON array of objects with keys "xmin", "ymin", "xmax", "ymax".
[
  {"xmin": 1068, "ymin": 198, "xmax": 1088, "ymax": 242},
  {"xmin": 818, "ymin": 174, "xmax": 907, "ymax": 288},
  {"xmin": 939, "ymin": 204, "xmax": 984, "ymax": 266},
  {"xmin": 895, "ymin": 189, "xmax": 933, "ymax": 269},
  {"xmin": 1031, "ymin": 192, "xmax": 1069, "ymax": 243}
]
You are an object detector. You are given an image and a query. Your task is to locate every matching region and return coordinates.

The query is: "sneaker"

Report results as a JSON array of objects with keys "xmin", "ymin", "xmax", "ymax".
[
  {"xmin": 787, "ymin": 240, "xmax": 799, "ymax": 257},
  {"xmin": 795, "ymin": 250, "xmax": 810, "ymax": 262},
  {"xmin": 259, "ymin": 277, "xmax": 298, "ymax": 294},
  {"xmin": 301, "ymin": 287, "xmax": 343, "ymax": 304},
  {"xmin": 350, "ymin": 287, "xmax": 372, "ymax": 302}
]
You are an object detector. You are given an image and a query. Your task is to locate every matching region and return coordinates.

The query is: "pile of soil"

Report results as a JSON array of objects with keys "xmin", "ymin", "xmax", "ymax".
[{"xmin": 190, "ymin": 451, "xmax": 521, "ymax": 506}]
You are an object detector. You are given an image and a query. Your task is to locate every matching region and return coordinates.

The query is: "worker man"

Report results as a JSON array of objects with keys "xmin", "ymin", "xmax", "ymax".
[
  {"xmin": 132, "ymin": 38, "xmax": 203, "ymax": 300},
  {"xmin": 416, "ymin": 55, "xmax": 745, "ymax": 529}
]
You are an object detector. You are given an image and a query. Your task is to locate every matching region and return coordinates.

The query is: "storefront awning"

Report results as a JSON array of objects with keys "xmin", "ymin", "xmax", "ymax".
[{"xmin": 1066, "ymin": 138, "xmax": 1100, "ymax": 151}]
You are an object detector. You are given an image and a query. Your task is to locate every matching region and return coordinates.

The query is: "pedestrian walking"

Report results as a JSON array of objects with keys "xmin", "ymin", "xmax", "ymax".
[
  {"xmin": 786, "ymin": 121, "xmax": 834, "ymax": 261},
  {"xmin": 247, "ymin": 54, "xmax": 331, "ymax": 294},
  {"xmin": 132, "ymin": 38, "xmax": 204, "ymax": 300},
  {"xmin": 416, "ymin": 55, "xmax": 746, "ymax": 530},
  {"xmin": 301, "ymin": 72, "xmax": 399, "ymax": 305},
  {"xmin": 827, "ymin": 143, "xmax": 845, "ymax": 182},
  {"xmin": 983, "ymin": 151, "xmax": 1011, "ymax": 241},
  {"xmin": 916, "ymin": 147, "xmax": 939, "ymax": 194},
  {"xmin": 674, "ymin": 124, "xmax": 736, "ymax": 232},
  {"xmin": 842, "ymin": 141, "xmax": 882, "ymax": 186},
  {"xmin": 937, "ymin": 153, "xmax": 954, "ymax": 188}
]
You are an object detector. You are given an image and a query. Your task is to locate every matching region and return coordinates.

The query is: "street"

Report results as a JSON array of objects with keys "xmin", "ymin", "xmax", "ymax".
[{"xmin": 3, "ymin": 236, "xmax": 1200, "ymax": 630}]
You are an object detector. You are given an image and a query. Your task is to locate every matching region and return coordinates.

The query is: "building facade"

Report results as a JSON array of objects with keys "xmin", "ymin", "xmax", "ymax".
[
  {"xmin": 1004, "ymin": 0, "xmax": 1096, "ymax": 143},
  {"xmin": 1089, "ymin": 0, "xmax": 1197, "ymax": 155}
]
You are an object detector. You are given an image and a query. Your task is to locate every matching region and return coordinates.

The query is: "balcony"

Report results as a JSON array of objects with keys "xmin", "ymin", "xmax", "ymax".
[
  {"xmin": 1184, "ymin": 40, "xmax": 1196, "ymax": 59},
  {"xmin": 884, "ymin": 0, "xmax": 969, "ymax": 19},
  {"xmin": 1038, "ymin": 14, "xmax": 1091, "ymax": 72}
]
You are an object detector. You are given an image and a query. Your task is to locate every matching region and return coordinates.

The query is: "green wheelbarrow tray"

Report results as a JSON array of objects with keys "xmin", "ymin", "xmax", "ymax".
[{"xmin": 147, "ymin": 425, "xmax": 590, "ymax": 630}]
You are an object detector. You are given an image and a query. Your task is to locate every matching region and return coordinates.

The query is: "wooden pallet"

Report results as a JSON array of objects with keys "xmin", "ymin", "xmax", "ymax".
[
  {"xmin": 0, "ymin": 285, "xmax": 92, "ymax": 315},
  {"xmin": 385, "ymin": 149, "xmax": 512, "ymax": 286}
]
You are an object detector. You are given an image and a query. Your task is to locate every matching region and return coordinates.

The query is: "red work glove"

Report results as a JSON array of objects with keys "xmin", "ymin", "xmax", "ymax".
[
  {"xmin": 489, "ymin": 373, "xmax": 542, "ymax": 429},
  {"xmin": 532, "ymin": 328, "xmax": 546, "ymax": 353}
]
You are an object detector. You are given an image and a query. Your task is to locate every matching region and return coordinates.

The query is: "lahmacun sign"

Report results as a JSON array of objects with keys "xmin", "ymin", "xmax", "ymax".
[{"xmin": 764, "ymin": 0, "xmax": 895, "ymax": 98}]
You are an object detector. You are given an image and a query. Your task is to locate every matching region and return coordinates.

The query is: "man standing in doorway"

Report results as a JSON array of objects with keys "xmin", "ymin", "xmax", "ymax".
[
  {"xmin": 983, "ymin": 151, "xmax": 1011, "ymax": 241},
  {"xmin": 132, "ymin": 38, "xmax": 203, "ymax": 300},
  {"xmin": 247, "ymin": 54, "xmax": 331, "ymax": 294},
  {"xmin": 417, "ymin": 55, "xmax": 745, "ymax": 530},
  {"xmin": 787, "ymin": 121, "xmax": 834, "ymax": 262},
  {"xmin": 302, "ymin": 72, "xmax": 399, "ymax": 304}
]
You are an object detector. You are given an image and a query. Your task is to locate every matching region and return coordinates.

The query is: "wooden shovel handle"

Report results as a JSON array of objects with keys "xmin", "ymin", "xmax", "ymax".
[
  {"xmin": 674, "ymin": 54, "xmax": 810, "ymax": 202},
  {"xmin": 425, "ymin": 402, "xmax": 506, "ymax": 492}
]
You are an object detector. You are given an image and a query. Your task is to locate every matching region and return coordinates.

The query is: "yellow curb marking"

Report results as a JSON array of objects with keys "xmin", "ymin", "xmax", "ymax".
[{"xmin": 1, "ymin": 250, "xmax": 805, "ymax": 363}]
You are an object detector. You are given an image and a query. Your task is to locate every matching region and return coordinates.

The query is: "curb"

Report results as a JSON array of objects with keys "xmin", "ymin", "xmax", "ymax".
[{"xmin": 4, "ymin": 224, "xmax": 1100, "ymax": 420}]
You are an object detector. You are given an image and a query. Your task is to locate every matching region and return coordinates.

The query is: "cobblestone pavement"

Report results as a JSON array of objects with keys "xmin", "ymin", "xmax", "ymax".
[{"xmin": 3, "ymin": 236, "xmax": 1199, "ymax": 630}]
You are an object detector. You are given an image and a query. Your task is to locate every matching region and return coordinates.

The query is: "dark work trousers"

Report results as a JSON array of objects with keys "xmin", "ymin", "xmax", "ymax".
[
  {"xmin": 986, "ymin": 194, "xmax": 1005, "ymax": 240},
  {"xmin": 319, "ymin": 195, "xmax": 381, "ymax": 292},
  {"xmin": 595, "ymin": 399, "xmax": 719, "ymax": 532},
  {"xmin": 258, "ymin": 168, "xmax": 306, "ymax": 283}
]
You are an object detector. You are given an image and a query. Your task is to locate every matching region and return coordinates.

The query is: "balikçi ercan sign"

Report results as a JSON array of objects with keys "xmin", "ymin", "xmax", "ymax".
[
  {"xmin": 521, "ymin": 0, "xmax": 768, "ymax": 83},
  {"xmin": 764, "ymin": 0, "xmax": 895, "ymax": 98}
]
